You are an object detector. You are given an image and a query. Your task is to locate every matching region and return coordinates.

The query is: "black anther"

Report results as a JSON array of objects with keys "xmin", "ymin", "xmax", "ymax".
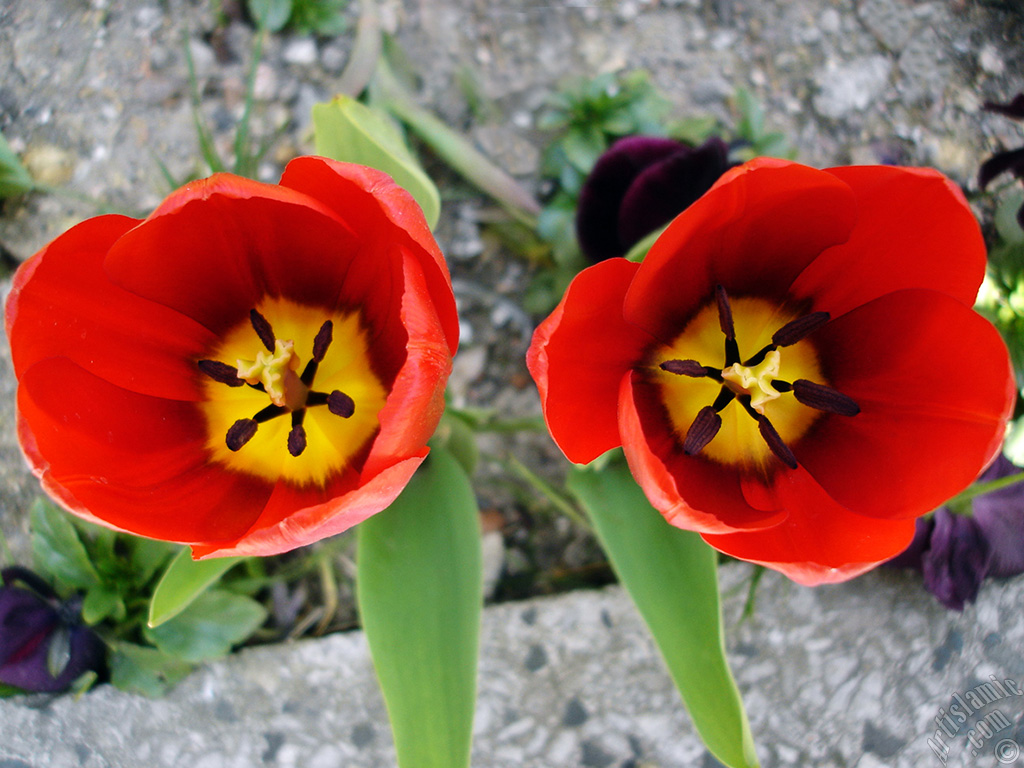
[{"xmin": 250, "ymin": 309, "xmax": 276, "ymax": 352}]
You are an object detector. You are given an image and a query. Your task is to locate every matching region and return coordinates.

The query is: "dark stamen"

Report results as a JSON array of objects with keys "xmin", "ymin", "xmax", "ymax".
[
  {"xmin": 715, "ymin": 285, "xmax": 735, "ymax": 340},
  {"xmin": 286, "ymin": 410, "xmax": 307, "ymax": 456},
  {"xmin": 771, "ymin": 311, "xmax": 830, "ymax": 347},
  {"xmin": 683, "ymin": 406, "xmax": 722, "ymax": 456},
  {"xmin": 711, "ymin": 386, "xmax": 736, "ymax": 412},
  {"xmin": 254, "ymin": 403, "xmax": 287, "ymax": 423},
  {"xmin": 661, "ymin": 359, "xmax": 712, "ymax": 378},
  {"xmin": 250, "ymin": 309, "xmax": 276, "ymax": 352},
  {"xmin": 302, "ymin": 320, "xmax": 335, "ymax": 385},
  {"xmin": 226, "ymin": 419, "xmax": 258, "ymax": 451},
  {"xmin": 756, "ymin": 415, "xmax": 798, "ymax": 469},
  {"xmin": 288, "ymin": 424, "xmax": 307, "ymax": 457},
  {"xmin": 771, "ymin": 379, "xmax": 793, "ymax": 393},
  {"xmin": 792, "ymin": 379, "xmax": 860, "ymax": 417},
  {"xmin": 327, "ymin": 390, "xmax": 356, "ymax": 418},
  {"xmin": 312, "ymin": 321, "xmax": 334, "ymax": 363},
  {"xmin": 198, "ymin": 359, "xmax": 244, "ymax": 387}
]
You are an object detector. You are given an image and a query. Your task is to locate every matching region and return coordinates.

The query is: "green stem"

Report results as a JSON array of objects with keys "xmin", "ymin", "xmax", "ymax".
[
  {"xmin": 373, "ymin": 57, "xmax": 542, "ymax": 223},
  {"xmin": 336, "ymin": 0, "xmax": 382, "ymax": 96},
  {"xmin": 234, "ymin": 27, "xmax": 268, "ymax": 178},
  {"xmin": 505, "ymin": 454, "xmax": 592, "ymax": 533},
  {"xmin": 946, "ymin": 470, "xmax": 1024, "ymax": 512},
  {"xmin": 472, "ymin": 416, "xmax": 549, "ymax": 434}
]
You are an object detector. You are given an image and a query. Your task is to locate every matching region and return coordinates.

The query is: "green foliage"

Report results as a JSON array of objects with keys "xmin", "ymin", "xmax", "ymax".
[
  {"xmin": 357, "ymin": 448, "xmax": 483, "ymax": 768},
  {"xmin": 569, "ymin": 457, "xmax": 759, "ymax": 768},
  {"xmin": 24, "ymin": 497, "xmax": 265, "ymax": 696},
  {"xmin": 312, "ymin": 95, "xmax": 441, "ymax": 228},
  {"xmin": 731, "ymin": 86, "xmax": 795, "ymax": 161},
  {"xmin": 148, "ymin": 549, "xmax": 245, "ymax": 627},
  {"xmin": 247, "ymin": 0, "xmax": 349, "ymax": 35},
  {"xmin": 0, "ymin": 131, "xmax": 34, "ymax": 198}
]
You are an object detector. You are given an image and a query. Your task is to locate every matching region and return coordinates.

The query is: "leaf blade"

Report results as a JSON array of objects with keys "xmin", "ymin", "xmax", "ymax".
[
  {"xmin": 357, "ymin": 448, "xmax": 482, "ymax": 768},
  {"xmin": 568, "ymin": 459, "xmax": 759, "ymax": 768},
  {"xmin": 148, "ymin": 548, "xmax": 244, "ymax": 628},
  {"xmin": 312, "ymin": 95, "xmax": 442, "ymax": 229}
]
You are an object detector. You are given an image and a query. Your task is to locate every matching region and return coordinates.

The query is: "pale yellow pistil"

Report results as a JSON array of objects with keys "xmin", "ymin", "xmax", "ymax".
[
  {"xmin": 720, "ymin": 350, "xmax": 781, "ymax": 414},
  {"xmin": 236, "ymin": 339, "xmax": 308, "ymax": 411}
]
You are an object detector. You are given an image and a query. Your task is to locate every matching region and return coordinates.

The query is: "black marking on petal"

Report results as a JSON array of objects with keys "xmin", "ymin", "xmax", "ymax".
[
  {"xmin": 792, "ymin": 379, "xmax": 860, "ymax": 417},
  {"xmin": 226, "ymin": 419, "xmax": 258, "ymax": 451},
  {"xmin": 327, "ymin": 390, "xmax": 355, "ymax": 418},
  {"xmin": 742, "ymin": 344, "xmax": 776, "ymax": 368},
  {"xmin": 198, "ymin": 359, "xmax": 244, "ymax": 387},
  {"xmin": 250, "ymin": 309, "xmax": 276, "ymax": 351},
  {"xmin": 312, "ymin": 320, "xmax": 334, "ymax": 363},
  {"xmin": 683, "ymin": 406, "xmax": 722, "ymax": 456},
  {"xmin": 756, "ymin": 415, "xmax": 798, "ymax": 469},
  {"xmin": 287, "ymin": 423, "xmax": 307, "ymax": 457},
  {"xmin": 771, "ymin": 311, "xmax": 830, "ymax": 347},
  {"xmin": 771, "ymin": 379, "xmax": 793, "ymax": 393}
]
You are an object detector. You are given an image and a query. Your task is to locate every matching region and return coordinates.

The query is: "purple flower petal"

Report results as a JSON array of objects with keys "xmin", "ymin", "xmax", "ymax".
[
  {"xmin": 576, "ymin": 136, "xmax": 685, "ymax": 262},
  {"xmin": 971, "ymin": 455, "xmax": 1024, "ymax": 578},
  {"xmin": 978, "ymin": 146, "xmax": 1024, "ymax": 190},
  {"xmin": 984, "ymin": 94, "xmax": 1024, "ymax": 120},
  {"xmin": 921, "ymin": 508, "xmax": 991, "ymax": 612},
  {"xmin": 617, "ymin": 137, "xmax": 731, "ymax": 249}
]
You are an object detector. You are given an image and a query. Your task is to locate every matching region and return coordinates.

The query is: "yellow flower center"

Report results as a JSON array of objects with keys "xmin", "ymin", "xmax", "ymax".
[
  {"xmin": 197, "ymin": 297, "xmax": 388, "ymax": 487},
  {"xmin": 721, "ymin": 350, "xmax": 782, "ymax": 414},
  {"xmin": 652, "ymin": 287, "xmax": 858, "ymax": 471}
]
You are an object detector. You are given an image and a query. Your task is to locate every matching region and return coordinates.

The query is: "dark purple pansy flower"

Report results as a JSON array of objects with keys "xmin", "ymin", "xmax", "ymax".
[
  {"xmin": 979, "ymin": 93, "xmax": 1024, "ymax": 228},
  {"xmin": 0, "ymin": 567, "xmax": 105, "ymax": 692},
  {"xmin": 888, "ymin": 455, "xmax": 1024, "ymax": 610},
  {"xmin": 575, "ymin": 135, "xmax": 733, "ymax": 262}
]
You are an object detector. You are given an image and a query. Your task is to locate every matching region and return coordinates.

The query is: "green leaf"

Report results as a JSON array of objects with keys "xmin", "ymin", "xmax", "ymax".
[
  {"xmin": 734, "ymin": 86, "xmax": 765, "ymax": 143},
  {"xmin": 624, "ymin": 224, "xmax": 669, "ymax": 263},
  {"xmin": 148, "ymin": 548, "xmax": 244, "ymax": 628},
  {"xmin": 247, "ymin": 0, "xmax": 293, "ymax": 31},
  {"xmin": 357, "ymin": 448, "xmax": 482, "ymax": 768},
  {"xmin": 568, "ymin": 459, "xmax": 759, "ymax": 768},
  {"xmin": 0, "ymin": 131, "xmax": 34, "ymax": 198},
  {"xmin": 82, "ymin": 584, "xmax": 124, "ymax": 625},
  {"xmin": 312, "ymin": 95, "xmax": 441, "ymax": 229},
  {"xmin": 128, "ymin": 536, "xmax": 177, "ymax": 589},
  {"xmin": 144, "ymin": 590, "xmax": 266, "ymax": 663},
  {"xmin": 30, "ymin": 498, "xmax": 100, "ymax": 590},
  {"xmin": 561, "ymin": 124, "xmax": 606, "ymax": 173},
  {"xmin": 995, "ymin": 189, "xmax": 1024, "ymax": 246},
  {"xmin": 108, "ymin": 641, "xmax": 194, "ymax": 697}
]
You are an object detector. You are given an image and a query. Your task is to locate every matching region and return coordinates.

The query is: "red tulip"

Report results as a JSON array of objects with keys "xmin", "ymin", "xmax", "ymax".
[
  {"xmin": 528, "ymin": 158, "xmax": 1015, "ymax": 585},
  {"xmin": 7, "ymin": 157, "xmax": 458, "ymax": 558}
]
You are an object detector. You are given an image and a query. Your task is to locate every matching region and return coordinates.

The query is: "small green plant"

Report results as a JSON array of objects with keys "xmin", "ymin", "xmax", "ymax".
[
  {"xmin": 247, "ymin": 0, "xmax": 350, "ymax": 35},
  {"xmin": 25, "ymin": 498, "xmax": 267, "ymax": 696},
  {"xmin": 0, "ymin": 132, "xmax": 34, "ymax": 200}
]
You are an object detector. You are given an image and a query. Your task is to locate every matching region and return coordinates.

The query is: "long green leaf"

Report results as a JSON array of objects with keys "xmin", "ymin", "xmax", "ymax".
[
  {"xmin": 357, "ymin": 448, "xmax": 482, "ymax": 768},
  {"xmin": 148, "ymin": 548, "xmax": 243, "ymax": 628},
  {"xmin": 568, "ymin": 459, "xmax": 759, "ymax": 768},
  {"xmin": 312, "ymin": 95, "xmax": 441, "ymax": 229}
]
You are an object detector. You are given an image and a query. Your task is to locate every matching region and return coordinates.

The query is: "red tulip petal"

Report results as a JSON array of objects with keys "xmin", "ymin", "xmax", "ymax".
[
  {"xmin": 104, "ymin": 174, "xmax": 363, "ymax": 335},
  {"xmin": 363, "ymin": 251, "xmax": 452, "ymax": 478},
  {"xmin": 618, "ymin": 371, "xmax": 787, "ymax": 533},
  {"xmin": 796, "ymin": 289, "xmax": 1015, "ymax": 520},
  {"xmin": 527, "ymin": 258, "xmax": 652, "ymax": 464},
  {"xmin": 624, "ymin": 159, "xmax": 857, "ymax": 342},
  {"xmin": 789, "ymin": 165, "xmax": 985, "ymax": 316},
  {"xmin": 702, "ymin": 467, "xmax": 917, "ymax": 586},
  {"xmin": 280, "ymin": 156, "xmax": 459, "ymax": 356},
  {"xmin": 6, "ymin": 215, "xmax": 214, "ymax": 401},
  {"xmin": 191, "ymin": 452, "xmax": 427, "ymax": 558},
  {"xmin": 17, "ymin": 357, "xmax": 269, "ymax": 542}
]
